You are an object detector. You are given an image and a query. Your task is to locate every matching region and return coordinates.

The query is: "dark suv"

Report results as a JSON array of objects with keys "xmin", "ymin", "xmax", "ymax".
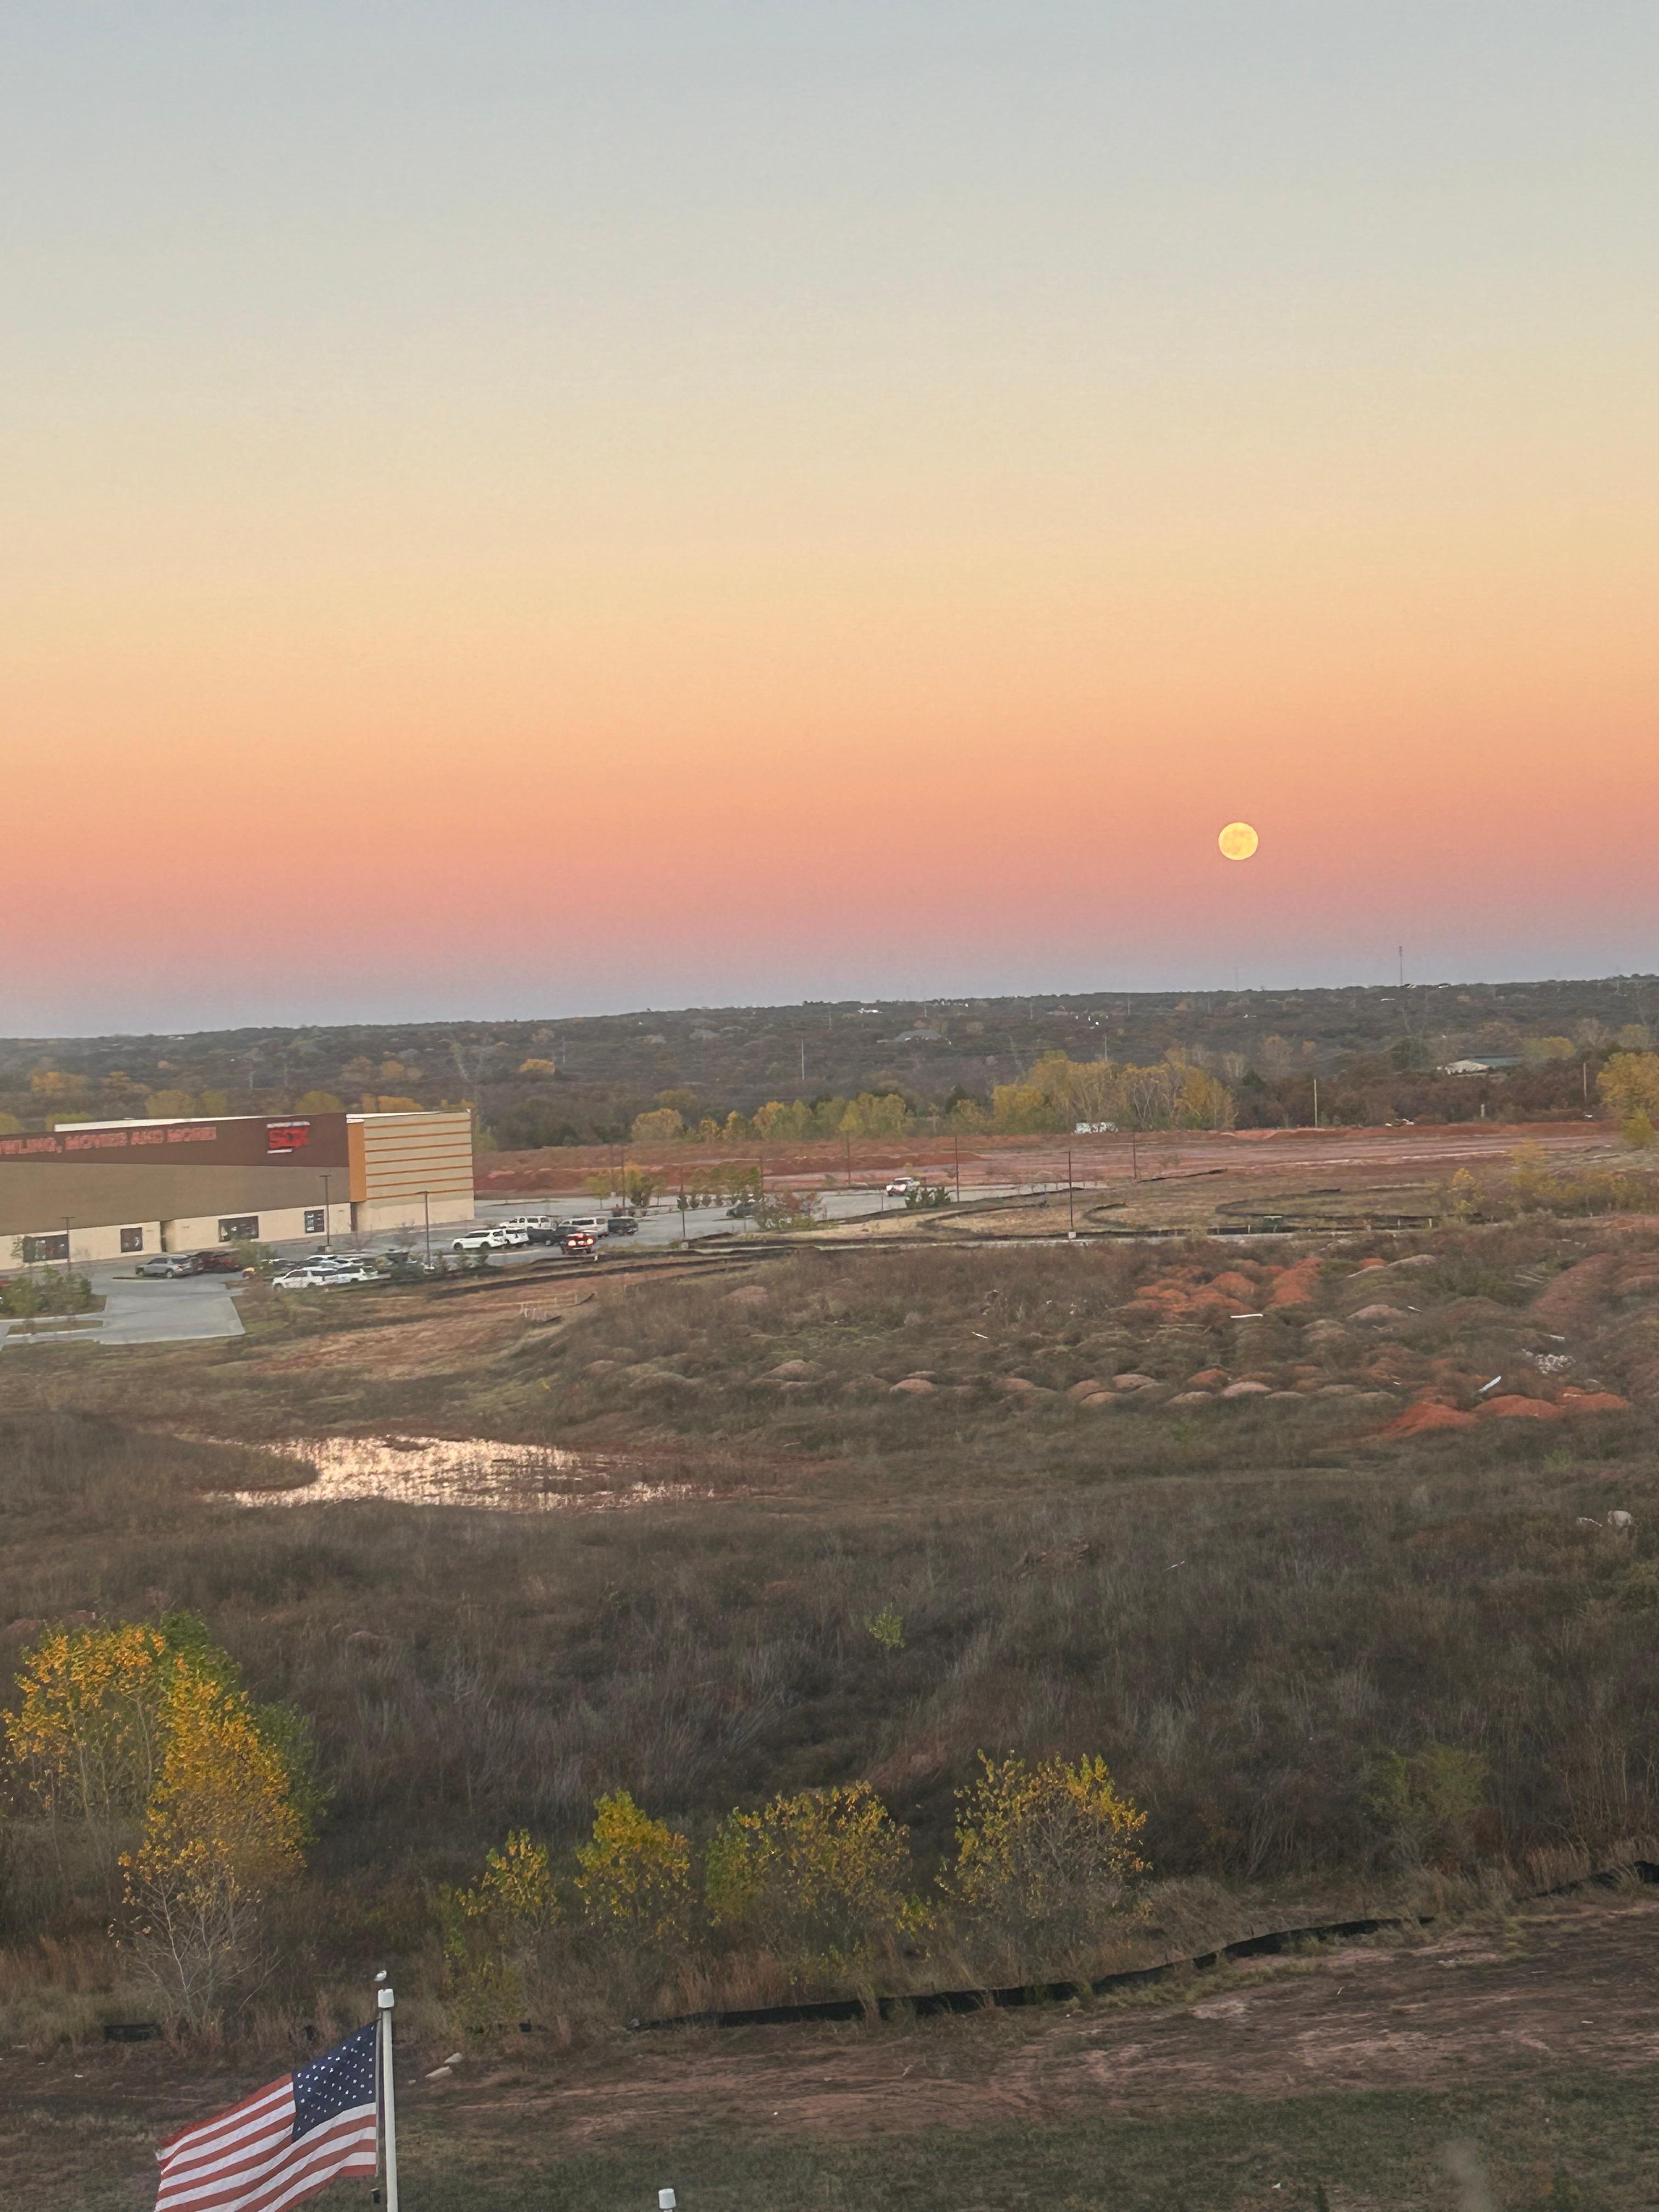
[{"xmin": 606, "ymin": 1214, "xmax": 639, "ymax": 1237}]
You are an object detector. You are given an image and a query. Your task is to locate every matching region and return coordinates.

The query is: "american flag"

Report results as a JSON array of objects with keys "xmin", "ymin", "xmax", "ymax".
[{"xmin": 155, "ymin": 2022, "xmax": 379, "ymax": 2212}]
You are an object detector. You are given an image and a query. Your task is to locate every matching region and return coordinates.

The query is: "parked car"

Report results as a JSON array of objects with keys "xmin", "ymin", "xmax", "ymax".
[
  {"xmin": 725, "ymin": 1200, "xmax": 754, "ymax": 1218},
  {"xmin": 525, "ymin": 1223, "xmax": 565, "ymax": 1245},
  {"xmin": 452, "ymin": 1228, "xmax": 508, "ymax": 1252},
  {"xmin": 559, "ymin": 1216, "xmax": 609, "ymax": 1238},
  {"xmin": 189, "ymin": 1250, "xmax": 245, "ymax": 1274},
  {"xmin": 499, "ymin": 1215, "xmax": 555, "ymax": 1233},
  {"xmin": 273, "ymin": 1262, "xmax": 378, "ymax": 1291},
  {"xmin": 606, "ymin": 1214, "xmax": 639, "ymax": 1237},
  {"xmin": 134, "ymin": 1254, "xmax": 194, "ymax": 1278}
]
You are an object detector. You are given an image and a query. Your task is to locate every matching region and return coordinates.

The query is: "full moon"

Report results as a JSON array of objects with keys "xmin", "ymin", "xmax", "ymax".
[{"xmin": 1218, "ymin": 821, "xmax": 1259, "ymax": 861}]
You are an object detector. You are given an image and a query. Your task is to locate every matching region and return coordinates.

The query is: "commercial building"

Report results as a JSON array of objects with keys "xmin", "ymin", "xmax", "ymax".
[{"xmin": 0, "ymin": 1109, "xmax": 474, "ymax": 1267}]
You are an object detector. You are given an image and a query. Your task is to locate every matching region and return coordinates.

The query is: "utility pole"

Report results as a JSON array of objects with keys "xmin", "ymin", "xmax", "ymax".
[
  {"xmin": 844, "ymin": 1132, "xmax": 853, "ymax": 1190},
  {"xmin": 952, "ymin": 1133, "xmax": 961, "ymax": 1205},
  {"xmin": 799, "ymin": 1038, "xmax": 806, "ymax": 1086},
  {"xmin": 321, "ymin": 1172, "xmax": 332, "ymax": 1248},
  {"xmin": 1398, "ymin": 944, "xmax": 1404, "ymax": 989},
  {"xmin": 1130, "ymin": 1130, "xmax": 1139, "ymax": 1181},
  {"xmin": 422, "ymin": 1190, "xmax": 432, "ymax": 1268},
  {"xmin": 1312, "ymin": 1076, "xmax": 1319, "ymax": 1128},
  {"xmin": 1066, "ymin": 1148, "xmax": 1075, "ymax": 1238}
]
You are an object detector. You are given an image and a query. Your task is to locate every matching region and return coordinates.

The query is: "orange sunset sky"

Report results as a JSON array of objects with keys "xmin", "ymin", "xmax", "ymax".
[{"xmin": 6, "ymin": 3, "xmax": 1656, "ymax": 1031}]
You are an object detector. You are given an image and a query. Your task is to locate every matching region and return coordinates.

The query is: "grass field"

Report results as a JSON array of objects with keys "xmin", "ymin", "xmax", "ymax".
[{"xmin": 3, "ymin": 1177, "xmax": 1659, "ymax": 2204}]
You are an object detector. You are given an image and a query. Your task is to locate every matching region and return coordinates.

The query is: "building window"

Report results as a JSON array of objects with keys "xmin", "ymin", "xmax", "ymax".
[
  {"xmin": 21, "ymin": 1233, "xmax": 70, "ymax": 1264},
  {"xmin": 120, "ymin": 1227, "xmax": 144, "ymax": 1254},
  {"xmin": 218, "ymin": 1216, "xmax": 259, "ymax": 1244},
  {"xmin": 303, "ymin": 1209, "xmax": 325, "ymax": 1236}
]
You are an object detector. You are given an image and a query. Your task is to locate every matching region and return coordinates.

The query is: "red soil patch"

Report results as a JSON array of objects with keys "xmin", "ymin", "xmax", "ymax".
[
  {"xmin": 1476, "ymin": 1395, "xmax": 1563, "ymax": 1421},
  {"xmin": 1560, "ymin": 1389, "xmax": 1634, "ymax": 1415}
]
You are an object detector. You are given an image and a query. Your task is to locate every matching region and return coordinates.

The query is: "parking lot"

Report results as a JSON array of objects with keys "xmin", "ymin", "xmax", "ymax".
[{"xmin": 0, "ymin": 1177, "xmax": 1034, "ymax": 1350}]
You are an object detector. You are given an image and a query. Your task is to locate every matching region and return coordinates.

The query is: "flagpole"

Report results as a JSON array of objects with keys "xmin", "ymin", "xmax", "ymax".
[{"xmin": 377, "ymin": 1984, "xmax": 400, "ymax": 2212}]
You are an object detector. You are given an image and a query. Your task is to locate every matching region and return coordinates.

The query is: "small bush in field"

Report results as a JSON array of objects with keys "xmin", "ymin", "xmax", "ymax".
[
  {"xmin": 943, "ymin": 1752, "xmax": 1148, "ymax": 1962},
  {"xmin": 439, "ymin": 1829, "xmax": 560, "ymax": 2028},
  {"xmin": 705, "ymin": 1782, "xmax": 926, "ymax": 1989},
  {"xmin": 865, "ymin": 1605, "xmax": 904, "ymax": 1656},
  {"xmin": 1369, "ymin": 1744, "xmax": 1490, "ymax": 1869},
  {"xmin": 574, "ymin": 1791, "xmax": 692, "ymax": 1945}
]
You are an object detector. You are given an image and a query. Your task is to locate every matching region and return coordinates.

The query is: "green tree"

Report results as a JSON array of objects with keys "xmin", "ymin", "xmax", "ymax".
[
  {"xmin": 839, "ymin": 1092, "xmax": 910, "ymax": 1138},
  {"xmin": 754, "ymin": 1098, "xmax": 814, "ymax": 1140},
  {"xmin": 292, "ymin": 1090, "xmax": 343, "ymax": 1114},
  {"xmin": 990, "ymin": 1082, "xmax": 1058, "ymax": 1134}
]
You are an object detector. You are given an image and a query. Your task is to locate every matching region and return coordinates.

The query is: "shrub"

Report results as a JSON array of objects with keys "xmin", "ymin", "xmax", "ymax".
[
  {"xmin": 1368, "ymin": 1744, "xmax": 1490, "ymax": 1869},
  {"xmin": 942, "ymin": 1753, "xmax": 1148, "ymax": 1967},
  {"xmin": 438, "ymin": 1829, "xmax": 560, "ymax": 2029},
  {"xmin": 573, "ymin": 1791, "xmax": 692, "ymax": 1946},
  {"xmin": 705, "ymin": 1783, "xmax": 925, "ymax": 1989}
]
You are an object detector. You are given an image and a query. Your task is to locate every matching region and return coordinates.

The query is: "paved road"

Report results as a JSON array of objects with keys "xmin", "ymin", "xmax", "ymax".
[{"xmin": 1, "ymin": 1268, "xmax": 246, "ymax": 1351}]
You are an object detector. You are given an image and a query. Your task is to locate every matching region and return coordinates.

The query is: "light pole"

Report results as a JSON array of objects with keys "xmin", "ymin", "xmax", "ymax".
[
  {"xmin": 1066, "ymin": 1148, "xmax": 1075, "ymax": 1238},
  {"xmin": 320, "ymin": 1173, "xmax": 332, "ymax": 1249},
  {"xmin": 64, "ymin": 1215, "xmax": 74, "ymax": 1284},
  {"xmin": 422, "ymin": 1190, "xmax": 432, "ymax": 1268}
]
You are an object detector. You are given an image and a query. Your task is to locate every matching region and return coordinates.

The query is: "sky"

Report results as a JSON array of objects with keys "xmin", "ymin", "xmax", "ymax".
[{"xmin": 5, "ymin": 2, "xmax": 1656, "ymax": 1033}]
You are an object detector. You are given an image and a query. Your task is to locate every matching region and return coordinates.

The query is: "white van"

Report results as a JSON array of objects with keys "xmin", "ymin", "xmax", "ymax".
[{"xmin": 560, "ymin": 1215, "xmax": 610, "ymax": 1238}]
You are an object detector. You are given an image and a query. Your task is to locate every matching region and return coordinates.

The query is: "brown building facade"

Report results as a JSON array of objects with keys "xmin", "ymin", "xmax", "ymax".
[{"xmin": 1, "ymin": 1110, "xmax": 474, "ymax": 1265}]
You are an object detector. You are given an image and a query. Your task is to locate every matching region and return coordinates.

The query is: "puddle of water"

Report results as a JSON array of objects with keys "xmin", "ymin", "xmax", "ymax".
[{"xmin": 217, "ymin": 1434, "xmax": 695, "ymax": 1513}]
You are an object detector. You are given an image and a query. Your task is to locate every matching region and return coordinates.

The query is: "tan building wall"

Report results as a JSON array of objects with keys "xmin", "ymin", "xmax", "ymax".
[
  {"xmin": 6, "ymin": 1221, "xmax": 164, "ymax": 1268},
  {"xmin": 161, "ymin": 1202, "xmax": 354, "ymax": 1254},
  {"xmin": 347, "ymin": 1111, "xmax": 474, "ymax": 1232}
]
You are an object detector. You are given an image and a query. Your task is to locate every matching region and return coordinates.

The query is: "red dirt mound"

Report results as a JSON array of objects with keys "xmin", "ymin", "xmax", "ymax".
[
  {"xmin": 1560, "ymin": 1388, "xmax": 1634, "ymax": 1415},
  {"xmin": 1475, "ymin": 1395, "xmax": 1563, "ymax": 1421}
]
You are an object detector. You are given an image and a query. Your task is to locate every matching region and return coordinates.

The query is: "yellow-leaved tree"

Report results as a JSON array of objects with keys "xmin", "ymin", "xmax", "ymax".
[
  {"xmin": 705, "ymin": 1782, "xmax": 925, "ymax": 1990},
  {"xmin": 574, "ymin": 1790, "xmax": 692, "ymax": 1947},
  {"xmin": 4, "ymin": 1615, "xmax": 317, "ymax": 2027},
  {"xmin": 942, "ymin": 1753, "xmax": 1147, "ymax": 1968},
  {"xmin": 439, "ymin": 1830, "xmax": 560, "ymax": 2029},
  {"xmin": 121, "ymin": 1670, "xmax": 305, "ymax": 2030},
  {"xmin": 4, "ymin": 1622, "xmax": 178, "ymax": 1888},
  {"xmin": 1599, "ymin": 1052, "xmax": 1659, "ymax": 1138}
]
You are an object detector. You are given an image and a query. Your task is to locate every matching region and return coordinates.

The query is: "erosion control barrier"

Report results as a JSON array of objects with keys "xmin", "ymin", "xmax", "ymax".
[{"xmin": 631, "ymin": 1864, "xmax": 1659, "ymax": 2034}]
